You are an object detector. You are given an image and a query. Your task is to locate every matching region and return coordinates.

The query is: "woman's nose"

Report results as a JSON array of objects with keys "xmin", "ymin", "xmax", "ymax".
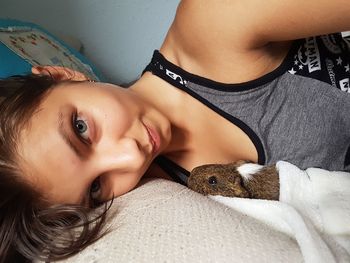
[{"xmin": 94, "ymin": 136, "xmax": 146, "ymax": 173}]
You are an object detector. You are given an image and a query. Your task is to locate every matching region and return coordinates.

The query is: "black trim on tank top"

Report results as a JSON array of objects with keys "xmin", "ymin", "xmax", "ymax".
[
  {"xmin": 184, "ymin": 90, "xmax": 266, "ymax": 165},
  {"xmin": 155, "ymin": 155, "xmax": 189, "ymax": 186},
  {"xmin": 144, "ymin": 40, "xmax": 301, "ymax": 92},
  {"xmin": 345, "ymin": 146, "xmax": 350, "ymax": 167}
]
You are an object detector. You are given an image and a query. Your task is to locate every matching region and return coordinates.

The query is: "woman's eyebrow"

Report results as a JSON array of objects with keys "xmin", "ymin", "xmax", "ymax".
[{"xmin": 58, "ymin": 111, "xmax": 85, "ymax": 161}]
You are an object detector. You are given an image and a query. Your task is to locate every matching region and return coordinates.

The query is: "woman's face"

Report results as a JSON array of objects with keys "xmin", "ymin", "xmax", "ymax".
[{"xmin": 18, "ymin": 81, "xmax": 171, "ymax": 206}]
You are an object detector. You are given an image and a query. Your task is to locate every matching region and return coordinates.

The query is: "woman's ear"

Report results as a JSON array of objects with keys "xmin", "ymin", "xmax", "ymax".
[{"xmin": 31, "ymin": 66, "xmax": 89, "ymax": 81}]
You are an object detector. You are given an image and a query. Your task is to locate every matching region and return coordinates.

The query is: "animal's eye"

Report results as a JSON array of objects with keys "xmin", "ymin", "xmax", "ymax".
[{"xmin": 208, "ymin": 176, "xmax": 217, "ymax": 185}]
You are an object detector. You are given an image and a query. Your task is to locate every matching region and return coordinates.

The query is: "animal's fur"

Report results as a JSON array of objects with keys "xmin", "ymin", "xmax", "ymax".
[{"xmin": 188, "ymin": 161, "xmax": 280, "ymax": 200}]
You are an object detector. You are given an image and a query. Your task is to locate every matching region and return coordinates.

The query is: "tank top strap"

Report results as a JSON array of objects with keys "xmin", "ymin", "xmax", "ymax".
[
  {"xmin": 154, "ymin": 155, "xmax": 189, "ymax": 186},
  {"xmin": 143, "ymin": 50, "xmax": 190, "ymax": 92}
]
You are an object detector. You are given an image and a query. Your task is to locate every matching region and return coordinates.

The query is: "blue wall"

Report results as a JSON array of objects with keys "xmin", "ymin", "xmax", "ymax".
[{"xmin": 0, "ymin": 0, "xmax": 180, "ymax": 84}]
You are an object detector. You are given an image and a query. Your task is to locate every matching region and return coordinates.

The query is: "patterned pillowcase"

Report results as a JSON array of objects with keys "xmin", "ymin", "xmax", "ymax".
[{"xmin": 0, "ymin": 19, "xmax": 104, "ymax": 86}]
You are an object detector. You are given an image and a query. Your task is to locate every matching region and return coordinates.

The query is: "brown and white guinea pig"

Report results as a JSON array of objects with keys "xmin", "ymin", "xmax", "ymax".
[{"xmin": 187, "ymin": 160, "xmax": 280, "ymax": 200}]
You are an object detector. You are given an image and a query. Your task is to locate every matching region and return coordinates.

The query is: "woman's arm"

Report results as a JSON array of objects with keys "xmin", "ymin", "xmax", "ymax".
[
  {"xmin": 243, "ymin": 0, "xmax": 350, "ymax": 43},
  {"xmin": 171, "ymin": 0, "xmax": 350, "ymax": 51}
]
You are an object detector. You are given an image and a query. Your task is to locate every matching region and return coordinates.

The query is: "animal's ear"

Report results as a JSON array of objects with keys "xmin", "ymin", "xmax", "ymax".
[
  {"xmin": 232, "ymin": 160, "xmax": 251, "ymax": 167},
  {"xmin": 31, "ymin": 66, "xmax": 89, "ymax": 81}
]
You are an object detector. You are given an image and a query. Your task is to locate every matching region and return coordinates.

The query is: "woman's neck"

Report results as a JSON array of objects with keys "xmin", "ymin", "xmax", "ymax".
[{"xmin": 129, "ymin": 72, "xmax": 194, "ymax": 155}]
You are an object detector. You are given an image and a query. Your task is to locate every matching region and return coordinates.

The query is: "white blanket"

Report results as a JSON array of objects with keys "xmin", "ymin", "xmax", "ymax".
[{"xmin": 210, "ymin": 161, "xmax": 350, "ymax": 263}]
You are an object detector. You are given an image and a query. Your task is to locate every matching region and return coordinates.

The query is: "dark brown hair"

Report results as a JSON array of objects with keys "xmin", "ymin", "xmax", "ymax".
[{"xmin": 0, "ymin": 75, "xmax": 110, "ymax": 262}]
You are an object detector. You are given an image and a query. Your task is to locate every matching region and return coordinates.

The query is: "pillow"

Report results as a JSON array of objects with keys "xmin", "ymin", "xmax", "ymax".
[{"xmin": 0, "ymin": 18, "xmax": 104, "ymax": 81}]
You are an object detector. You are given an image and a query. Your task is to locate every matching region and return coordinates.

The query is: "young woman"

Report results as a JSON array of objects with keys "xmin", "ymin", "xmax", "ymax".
[{"xmin": 1, "ymin": 0, "xmax": 350, "ymax": 261}]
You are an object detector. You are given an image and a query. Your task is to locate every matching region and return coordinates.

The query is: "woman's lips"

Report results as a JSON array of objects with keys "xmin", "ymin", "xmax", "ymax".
[{"xmin": 145, "ymin": 124, "xmax": 160, "ymax": 155}]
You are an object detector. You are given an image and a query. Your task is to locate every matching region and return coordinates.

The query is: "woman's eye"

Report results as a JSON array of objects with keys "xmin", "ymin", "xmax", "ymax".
[
  {"xmin": 74, "ymin": 116, "xmax": 90, "ymax": 142},
  {"xmin": 90, "ymin": 178, "xmax": 102, "ymax": 202}
]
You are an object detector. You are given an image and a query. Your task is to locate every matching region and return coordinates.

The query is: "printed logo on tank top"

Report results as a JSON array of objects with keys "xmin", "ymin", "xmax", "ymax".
[
  {"xmin": 165, "ymin": 68, "xmax": 187, "ymax": 85},
  {"xmin": 288, "ymin": 33, "xmax": 350, "ymax": 92}
]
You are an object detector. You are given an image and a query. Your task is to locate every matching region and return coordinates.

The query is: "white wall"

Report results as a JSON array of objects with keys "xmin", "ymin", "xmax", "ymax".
[{"xmin": 0, "ymin": 0, "xmax": 180, "ymax": 84}]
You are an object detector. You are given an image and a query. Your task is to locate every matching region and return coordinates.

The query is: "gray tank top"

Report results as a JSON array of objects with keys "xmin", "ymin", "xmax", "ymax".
[{"xmin": 145, "ymin": 33, "xmax": 350, "ymax": 184}]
